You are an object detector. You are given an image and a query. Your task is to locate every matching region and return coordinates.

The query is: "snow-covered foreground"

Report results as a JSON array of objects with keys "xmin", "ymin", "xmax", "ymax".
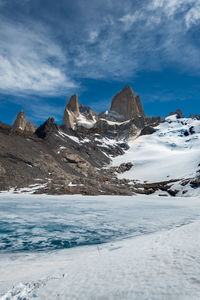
[
  {"xmin": 112, "ymin": 116, "xmax": 200, "ymax": 183},
  {"xmin": 1, "ymin": 193, "xmax": 200, "ymax": 299}
]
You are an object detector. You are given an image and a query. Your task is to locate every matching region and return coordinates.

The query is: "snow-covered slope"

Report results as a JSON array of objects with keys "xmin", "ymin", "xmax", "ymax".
[
  {"xmin": 112, "ymin": 115, "xmax": 200, "ymax": 183},
  {"xmin": 76, "ymin": 113, "xmax": 96, "ymax": 129}
]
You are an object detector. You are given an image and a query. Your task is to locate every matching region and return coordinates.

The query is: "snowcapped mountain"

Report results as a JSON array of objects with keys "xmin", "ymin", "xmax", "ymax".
[{"xmin": 0, "ymin": 85, "xmax": 200, "ymax": 197}]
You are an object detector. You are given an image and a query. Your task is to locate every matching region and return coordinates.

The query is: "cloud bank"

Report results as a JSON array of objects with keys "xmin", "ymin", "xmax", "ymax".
[{"xmin": 0, "ymin": 0, "xmax": 200, "ymax": 98}]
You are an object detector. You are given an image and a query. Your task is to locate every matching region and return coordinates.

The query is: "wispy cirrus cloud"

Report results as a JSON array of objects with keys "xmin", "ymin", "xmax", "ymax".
[
  {"xmin": 1, "ymin": 0, "xmax": 200, "ymax": 95},
  {"xmin": 56, "ymin": 0, "xmax": 200, "ymax": 82},
  {"xmin": 0, "ymin": 0, "xmax": 200, "ymax": 123},
  {"xmin": 0, "ymin": 18, "xmax": 76, "ymax": 97}
]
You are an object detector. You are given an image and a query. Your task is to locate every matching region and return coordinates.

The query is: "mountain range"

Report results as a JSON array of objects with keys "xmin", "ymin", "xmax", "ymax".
[{"xmin": 0, "ymin": 85, "xmax": 199, "ymax": 197}]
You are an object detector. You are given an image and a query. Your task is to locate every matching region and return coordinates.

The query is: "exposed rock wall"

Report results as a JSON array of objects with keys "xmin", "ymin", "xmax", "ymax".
[
  {"xmin": 66, "ymin": 94, "xmax": 80, "ymax": 116},
  {"xmin": 62, "ymin": 109, "xmax": 76, "ymax": 129},
  {"xmin": 63, "ymin": 94, "xmax": 80, "ymax": 129},
  {"xmin": 110, "ymin": 86, "xmax": 146, "ymax": 120}
]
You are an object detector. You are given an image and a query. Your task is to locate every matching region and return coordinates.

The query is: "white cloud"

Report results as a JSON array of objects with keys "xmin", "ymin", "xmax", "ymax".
[
  {"xmin": 149, "ymin": 0, "xmax": 200, "ymax": 28},
  {"xmin": 149, "ymin": 0, "xmax": 190, "ymax": 17},
  {"xmin": 1, "ymin": 0, "xmax": 200, "ymax": 97},
  {"xmin": 0, "ymin": 19, "xmax": 76, "ymax": 96},
  {"xmin": 119, "ymin": 13, "xmax": 140, "ymax": 29},
  {"xmin": 185, "ymin": 3, "xmax": 200, "ymax": 28},
  {"xmin": 88, "ymin": 31, "xmax": 99, "ymax": 43},
  {"xmin": 72, "ymin": 0, "xmax": 200, "ymax": 79}
]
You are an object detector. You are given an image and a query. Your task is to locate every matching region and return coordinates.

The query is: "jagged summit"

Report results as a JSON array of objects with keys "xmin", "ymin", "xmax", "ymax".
[
  {"xmin": 110, "ymin": 85, "xmax": 146, "ymax": 120},
  {"xmin": 1, "ymin": 85, "xmax": 200, "ymax": 197},
  {"xmin": 62, "ymin": 95, "xmax": 80, "ymax": 129},
  {"xmin": 13, "ymin": 110, "xmax": 36, "ymax": 133},
  {"xmin": 66, "ymin": 94, "xmax": 80, "ymax": 116},
  {"xmin": 63, "ymin": 94, "xmax": 97, "ymax": 130},
  {"xmin": 35, "ymin": 118, "xmax": 59, "ymax": 139},
  {"xmin": 13, "ymin": 110, "xmax": 26, "ymax": 131}
]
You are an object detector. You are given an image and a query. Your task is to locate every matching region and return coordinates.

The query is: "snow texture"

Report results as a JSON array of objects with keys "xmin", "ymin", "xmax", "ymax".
[{"xmin": 112, "ymin": 116, "xmax": 200, "ymax": 183}]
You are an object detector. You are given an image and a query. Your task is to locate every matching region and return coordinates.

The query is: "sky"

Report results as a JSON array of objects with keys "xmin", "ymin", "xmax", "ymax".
[{"xmin": 0, "ymin": 0, "xmax": 200, "ymax": 125}]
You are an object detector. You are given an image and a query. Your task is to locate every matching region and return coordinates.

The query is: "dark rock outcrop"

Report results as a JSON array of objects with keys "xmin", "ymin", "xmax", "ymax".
[
  {"xmin": 35, "ymin": 118, "xmax": 59, "ymax": 139},
  {"xmin": 169, "ymin": 109, "xmax": 184, "ymax": 119},
  {"xmin": 110, "ymin": 85, "xmax": 146, "ymax": 121},
  {"xmin": 190, "ymin": 114, "xmax": 200, "ymax": 120},
  {"xmin": 80, "ymin": 104, "xmax": 92, "ymax": 115},
  {"xmin": 117, "ymin": 162, "xmax": 133, "ymax": 174},
  {"xmin": 80, "ymin": 104, "xmax": 96, "ymax": 121},
  {"xmin": 140, "ymin": 126, "xmax": 157, "ymax": 136},
  {"xmin": 190, "ymin": 176, "xmax": 200, "ymax": 188}
]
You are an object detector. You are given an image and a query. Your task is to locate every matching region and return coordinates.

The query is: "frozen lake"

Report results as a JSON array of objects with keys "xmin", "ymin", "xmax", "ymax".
[
  {"xmin": 1, "ymin": 194, "xmax": 200, "ymax": 253},
  {"xmin": 1, "ymin": 194, "xmax": 200, "ymax": 299}
]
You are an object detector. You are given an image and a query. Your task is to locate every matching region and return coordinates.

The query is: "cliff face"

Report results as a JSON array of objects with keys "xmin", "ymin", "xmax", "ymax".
[
  {"xmin": 62, "ymin": 94, "xmax": 80, "ymax": 129},
  {"xmin": 66, "ymin": 94, "xmax": 80, "ymax": 116},
  {"xmin": 110, "ymin": 86, "xmax": 146, "ymax": 120}
]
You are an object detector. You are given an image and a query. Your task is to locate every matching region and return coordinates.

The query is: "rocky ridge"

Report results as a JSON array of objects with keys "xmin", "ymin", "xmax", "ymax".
[{"xmin": 1, "ymin": 85, "xmax": 199, "ymax": 196}]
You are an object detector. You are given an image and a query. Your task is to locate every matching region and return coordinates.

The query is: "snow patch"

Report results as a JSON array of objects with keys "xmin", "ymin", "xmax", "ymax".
[{"xmin": 76, "ymin": 114, "xmax": 95, "ymax": 129}]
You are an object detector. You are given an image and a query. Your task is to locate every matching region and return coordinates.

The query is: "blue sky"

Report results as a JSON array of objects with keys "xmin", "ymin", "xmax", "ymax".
[{"xmin": 0, "ymin": 0, "xmax": 200, "ymax": 125}]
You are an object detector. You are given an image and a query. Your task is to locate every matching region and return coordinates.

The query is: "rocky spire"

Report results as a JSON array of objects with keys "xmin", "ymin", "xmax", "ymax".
[
  {"xmin": 110, "ymin": 85, "xmax": 146, "ymax": 120},
  {"xmin": 13, "ymin": 110, "xmax": 37, "ymax": 133},
  {"xmin": 13, "ymin": 110, "xmax": 26, "ymax": 131},
  {"xmin": 62, "ymin": 94, "xmax": 80, "ymax": 129},
  {"xmin": 66, "ymin": 94, "xmax": 80, "ymax": 116}
]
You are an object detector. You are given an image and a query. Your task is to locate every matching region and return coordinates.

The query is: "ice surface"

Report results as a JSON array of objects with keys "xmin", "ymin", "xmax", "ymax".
[{"xmin": 1, "ymin": 194, "xmax": 200, "ymax": 299}]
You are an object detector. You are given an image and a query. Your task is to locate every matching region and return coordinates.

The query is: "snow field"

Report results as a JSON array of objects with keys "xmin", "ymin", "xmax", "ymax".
[{"xmin": 112, "ymin": 116, "xmax": 200, "ymax": 183}]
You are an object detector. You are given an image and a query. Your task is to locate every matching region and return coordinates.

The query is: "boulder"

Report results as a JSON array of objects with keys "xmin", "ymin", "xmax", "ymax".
[
  {"xmin": 140, "ymin": 126, "xmax": 156, "ymax": 136},
  {"xmin": 117, "ymin": 162, "xmax": 133, "ymax": 174}
]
